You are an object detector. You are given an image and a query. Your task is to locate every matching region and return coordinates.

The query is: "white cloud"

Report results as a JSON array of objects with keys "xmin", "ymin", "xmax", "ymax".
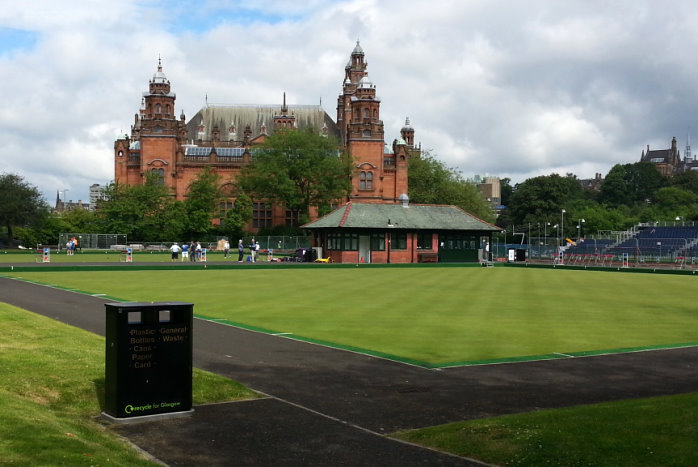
[{"xmin": 2, "ymin": 0, "xmax": 698, "ymax": 204}]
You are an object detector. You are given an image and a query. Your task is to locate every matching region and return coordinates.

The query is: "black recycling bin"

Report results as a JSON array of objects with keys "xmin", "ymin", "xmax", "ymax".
[{"xmin": 104, "ymin": 302, "xmax": 193, "ymax": 419}]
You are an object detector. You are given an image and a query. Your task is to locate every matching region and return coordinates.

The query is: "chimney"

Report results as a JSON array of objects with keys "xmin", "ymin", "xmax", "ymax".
[{"xmin": 399, "ymin": 193, "xmax": 409, "ymax": 207}]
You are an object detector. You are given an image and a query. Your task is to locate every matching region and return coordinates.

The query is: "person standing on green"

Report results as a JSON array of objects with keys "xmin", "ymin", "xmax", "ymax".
[
  {"xmin": 237, "ymin": 240, "xmax": 244, "ymax": 262},
  {"xmin": 249, "ymin": 239, "xmax": 257, "ymax": 262}
]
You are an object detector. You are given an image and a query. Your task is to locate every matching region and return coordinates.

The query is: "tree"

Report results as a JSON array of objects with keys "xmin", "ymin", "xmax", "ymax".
[
  {"xmin": 408, "ymin": 153, "xmax": 494, "ymax": 222},
  {"xmin": 499, "ymin": 177, "xmax": 513, "ymax": 208},
  {"xmin": 670, "ymin": 170, "xmax": 698, "ymax": 195},
  {"xmin": 61, "ymin": 208, "xmax": 100, "ymax": 233},
  {"xmin": 97, "ymin": 174, "xmax": 185, "ymax": 241},
  {"xmin": 497, "ymin": 173, "xmax": 583, "ymax": 232},
  {"xmin": 237, "ymin": 128, "xmax": 354, "ymax": 224},
  {"xmin": 0, "ymin": 173, "xmax": 49, "ymax": 244},
  {"xmin": 183, "ymin": 166, "xmax": 226, "ymax": 238},
  {"xmin": 219, "ymin": 192, "xmax": 253, "ymax": 238},
  {"xmin": 650, "ymin": 186, "xmax": 697, "ymax": 220},
  {"xmin": 599, "ymin": 162, "xmax": 666, "ymax": 207}
]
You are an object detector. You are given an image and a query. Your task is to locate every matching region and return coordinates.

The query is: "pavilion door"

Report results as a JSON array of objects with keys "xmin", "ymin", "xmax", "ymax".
[{"xmin": 359, "ymin": 236, "xmax": 370, "ymax": 264}]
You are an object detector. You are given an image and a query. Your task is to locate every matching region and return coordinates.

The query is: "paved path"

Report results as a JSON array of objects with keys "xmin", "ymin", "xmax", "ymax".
[{"xmin": 2, "ymin": 276, "xmax": 697, "ymax": 465}]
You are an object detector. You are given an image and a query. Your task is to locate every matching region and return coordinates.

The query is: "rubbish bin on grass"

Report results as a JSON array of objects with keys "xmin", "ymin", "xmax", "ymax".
[{"xmin": 103, "ymin": 302, "xmax": 193, "ymax": 421}]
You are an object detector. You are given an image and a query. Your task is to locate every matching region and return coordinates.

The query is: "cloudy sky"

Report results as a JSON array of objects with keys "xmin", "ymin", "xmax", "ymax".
[{"xmin": 2, "ymin": 0, "xmax": 698, "ymax": 204}]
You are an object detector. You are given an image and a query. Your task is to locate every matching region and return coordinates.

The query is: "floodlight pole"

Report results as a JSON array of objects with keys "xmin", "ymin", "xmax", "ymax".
[
  {"xmin": 577, "ymin": 218, "xmax": 585, "ymax": 242},
  {"xmin": 544, "ymin": 222, "xmax": 550, "ymax": 258},
  {"xmin": 561, "ymin": 209, "xmax": 566, "ymax": 247}
]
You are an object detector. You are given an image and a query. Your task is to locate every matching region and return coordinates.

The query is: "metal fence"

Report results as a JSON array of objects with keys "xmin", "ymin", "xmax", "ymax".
[
  {"xmin": 57, "ymin": 234, "xmax": 311, "ymax": 253},
  {"xmin": 492, "ymin": 236, "xmax": 698, "ymax": 269},
  {"xmin": 58, "ymin": 233, "xmax": 127, "ymax": 250}
]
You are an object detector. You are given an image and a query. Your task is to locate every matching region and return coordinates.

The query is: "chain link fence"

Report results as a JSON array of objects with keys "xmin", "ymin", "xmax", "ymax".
[{"xmin": 57, "ymin": 233, "xmax": 311, "ymax": 254}]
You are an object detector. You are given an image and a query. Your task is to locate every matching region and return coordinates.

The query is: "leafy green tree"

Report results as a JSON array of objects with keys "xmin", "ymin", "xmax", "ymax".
[
  {"xmin": 670, "ymin": 170, "xmax": 698, "ymax": 195},
  {"xmin": 0, "ymin": 173, "xmax": 49, "ymax": 244},
  {"xmin": 497, "ymin": 173, "xmax": 583, "ymax": 233},
  {"xmin": 237, "ymin": 128, "xmax": 354, "ymax": 224},
  {"xmin": 97, "ymin": 174, "xmax": 185, "ymax": 241},
  {"xmin": 650, "ymin": 186, "xmax": 697, "ymax": 220},
  {"xmin": 219, "ymin": 192, "xmax": 253, "ymax": 238},
  {"xmin": 183, "ymin": 166, "xmax": 226, "ymax": 238},
  {"xmin": 60, "ymin": 208, "xmax": 100, "ymax": 233},
  {"xmin": 499, "ymin": 177, "xmax": 513, "ymax": 208},
  {"xmin": 599, "ymin": 162, "xmax": 666, "ymax": 207},
  {"xmin": 408, "ymin": 153, "xmax": 494, "ymax": 222}
]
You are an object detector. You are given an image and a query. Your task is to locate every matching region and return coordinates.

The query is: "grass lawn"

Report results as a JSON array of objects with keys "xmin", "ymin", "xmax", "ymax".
[
  {"xmin": 393, "ymin": 392, "xmax": 698, "ymax": 466},
  {"xmin": 5, "ymin": 266, "xmax": 698, "ymax": 366},
  {"xmin": 0, "ymin": 250, "xmax": 247, "ymax": 263},
  {"xmin": 0, "ymin": 302, "xmax": 259, "ymax": 465}
]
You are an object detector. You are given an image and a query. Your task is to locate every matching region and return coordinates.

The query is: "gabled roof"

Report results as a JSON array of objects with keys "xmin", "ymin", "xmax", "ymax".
[
  {"xmin": 303, "ymin": 202, "xmax": 500, "ymax": 231},
  {"xmin": 186, "ymin": 104, "xmax": 340, "ymax": 141},
  {"xmin": 642, "ymin": 149, "xmax": 672, "ymax": 163}
]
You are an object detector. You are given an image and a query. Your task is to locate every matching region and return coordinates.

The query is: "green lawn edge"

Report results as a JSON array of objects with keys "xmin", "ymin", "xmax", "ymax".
[
  {"xmin": 0, "ymin": 302, "xmax": 260, "ymax": 465},
  {"xmin": 392, "ymin": 391, "xmax": 698, "ymax": 466}
]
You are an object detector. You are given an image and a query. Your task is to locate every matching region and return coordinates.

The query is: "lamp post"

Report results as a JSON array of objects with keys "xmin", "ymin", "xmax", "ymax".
[
  {"xmin": 577, "ymin": 218, "xmax": 585, "ymax": 242},
  {"xmin": 528, "ymin": 223, "xmax": 531, "ymax": 256},
  {"xmin": 544, "ymin": 222, "xmax": 550, "ymax": 258},
  {"xmin": 561, "ymin": 209, "xmax": 566, "ymax": 247}
]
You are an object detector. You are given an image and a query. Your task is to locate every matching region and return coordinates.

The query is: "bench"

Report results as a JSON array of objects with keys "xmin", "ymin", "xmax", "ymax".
[{"xmin": 417, "ymin": 252, "xmax": 438, "ymax": 263}]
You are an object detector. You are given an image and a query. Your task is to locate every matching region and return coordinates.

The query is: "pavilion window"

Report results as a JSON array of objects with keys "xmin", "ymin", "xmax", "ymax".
[{"xmin": 391, "ymin": 232, "xmax": 407, "ymax": 250}]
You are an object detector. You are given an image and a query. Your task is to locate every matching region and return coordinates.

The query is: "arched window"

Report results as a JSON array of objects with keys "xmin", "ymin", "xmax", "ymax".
[
  {"xmin": 155, "ymin": 103, "xmax": 162, "ymax": 114},
  {"xmin": 151, "ymin": 168, "xmax": 165, "ymax": 185},
  {"xmin": 363, "ymin": 108, "xmax": 370, "ymax": 118},
  {"xmin": 360, "ymin": 171, "xmax": 373, "ymax": 190}
]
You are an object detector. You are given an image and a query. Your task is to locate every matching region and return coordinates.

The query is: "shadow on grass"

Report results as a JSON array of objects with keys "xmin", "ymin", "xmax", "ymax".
[{"xmin": 93, "ymin": 377, "xmax": 106, "ymax": 411}]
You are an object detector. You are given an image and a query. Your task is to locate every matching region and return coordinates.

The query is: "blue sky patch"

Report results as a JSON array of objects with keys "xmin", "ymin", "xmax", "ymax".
[
  {"xmin": 161, "ymin": 3, "xmax": 301, "ymax": 34},
  {"xmin": 0, "ymin": 28, "xmax": 38, "ymax": 56}
]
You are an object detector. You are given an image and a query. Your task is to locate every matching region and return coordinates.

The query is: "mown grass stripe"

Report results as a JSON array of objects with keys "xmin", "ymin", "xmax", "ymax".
[
  {"xmin": 436, "ymin": 342, "xmax": 698, "ymax": 368},
  {"xmin": 195, "ymin": 314, "xmax": 433, "ymax": 367}
]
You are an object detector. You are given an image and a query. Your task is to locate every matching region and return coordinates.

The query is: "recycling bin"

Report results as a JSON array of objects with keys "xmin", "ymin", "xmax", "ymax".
[{"xmin": 104, "ymin": 302, "xmax": 193, "ymax": 419}]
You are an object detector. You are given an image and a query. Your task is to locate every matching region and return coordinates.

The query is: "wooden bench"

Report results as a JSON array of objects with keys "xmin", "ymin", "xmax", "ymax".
[{"xmin": 417, "ymin": 252, "xmax": 438, "ymax": 263}]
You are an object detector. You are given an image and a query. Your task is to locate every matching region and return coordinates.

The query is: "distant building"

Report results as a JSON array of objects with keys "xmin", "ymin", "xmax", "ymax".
[
  {"xmin": 54, "ymin": 191, "xmax": 89, "ymax": 212},
  {"xmin": 579, "ymin": 173, "xmax": 603, "ymax": 191},
  {"xmin": 473, "ymin": 175, "xmax": 503, "ymax": 216},
  {"xmin": 89, "ymin": 184, "xmax": 109, "ymax": 209},
  {"xmin": 641, "ymin": 136, "xmax": 698, "ymax": 175}
]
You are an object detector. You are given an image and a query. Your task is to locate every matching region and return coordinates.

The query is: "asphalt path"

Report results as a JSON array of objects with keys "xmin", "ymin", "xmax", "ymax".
[{"xmin": 2, "ymin": 275, "xmax": 697, "ymax": 466}]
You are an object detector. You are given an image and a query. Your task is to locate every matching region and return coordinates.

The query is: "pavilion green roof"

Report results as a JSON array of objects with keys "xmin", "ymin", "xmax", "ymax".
[{"xmin": 303, "ymin": 202, "xmax": 500, "ymax": 231}]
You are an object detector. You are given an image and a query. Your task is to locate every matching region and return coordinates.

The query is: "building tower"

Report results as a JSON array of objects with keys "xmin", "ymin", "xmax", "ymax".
[
  {"xmin": 401, "ymin": 117, "xmax": 415, "ymax": 147},
  {"xmin": 686, "ymin": 132, "xmax": 693, "ymax": 162},
  {"xmin": 115, "ymin": 58, "xmax": 186, "ymax": 195},
  {"xmin": 336, "ymin": 41, "xmax": 407, "ymax": 203}
]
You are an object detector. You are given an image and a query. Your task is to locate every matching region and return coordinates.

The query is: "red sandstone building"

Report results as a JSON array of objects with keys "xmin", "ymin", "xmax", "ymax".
[{"xmin": 114, "ymin": 42, "xmax": 419, "ymax": 231}]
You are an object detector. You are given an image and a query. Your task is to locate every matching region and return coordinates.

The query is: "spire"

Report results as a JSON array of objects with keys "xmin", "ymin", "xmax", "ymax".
[
  {"xmin": 352, "ymin": 39, "xmax": 364, "ymax": 55},
  {"xmin": 686, "ymin": 130, "xmax": 693, "ymax": 162}
]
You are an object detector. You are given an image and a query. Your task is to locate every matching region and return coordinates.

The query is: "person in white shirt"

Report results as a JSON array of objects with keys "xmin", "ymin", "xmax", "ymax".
[{"xmin": 170, "ymin": 243, "xmax": 181, "ymax": 262}]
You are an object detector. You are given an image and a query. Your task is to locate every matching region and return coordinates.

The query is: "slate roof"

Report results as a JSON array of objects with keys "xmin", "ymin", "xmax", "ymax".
[
  {"xmin": 641, "ymin": 149, "xmax": 673, "ymax": 163},
  {"xmin": 303, "ymin": 202, "xmax": 500, "ymax": 231},
  {"xmin": 186, "ymin": 104, "xmax": 340, "ymax": 142}
]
